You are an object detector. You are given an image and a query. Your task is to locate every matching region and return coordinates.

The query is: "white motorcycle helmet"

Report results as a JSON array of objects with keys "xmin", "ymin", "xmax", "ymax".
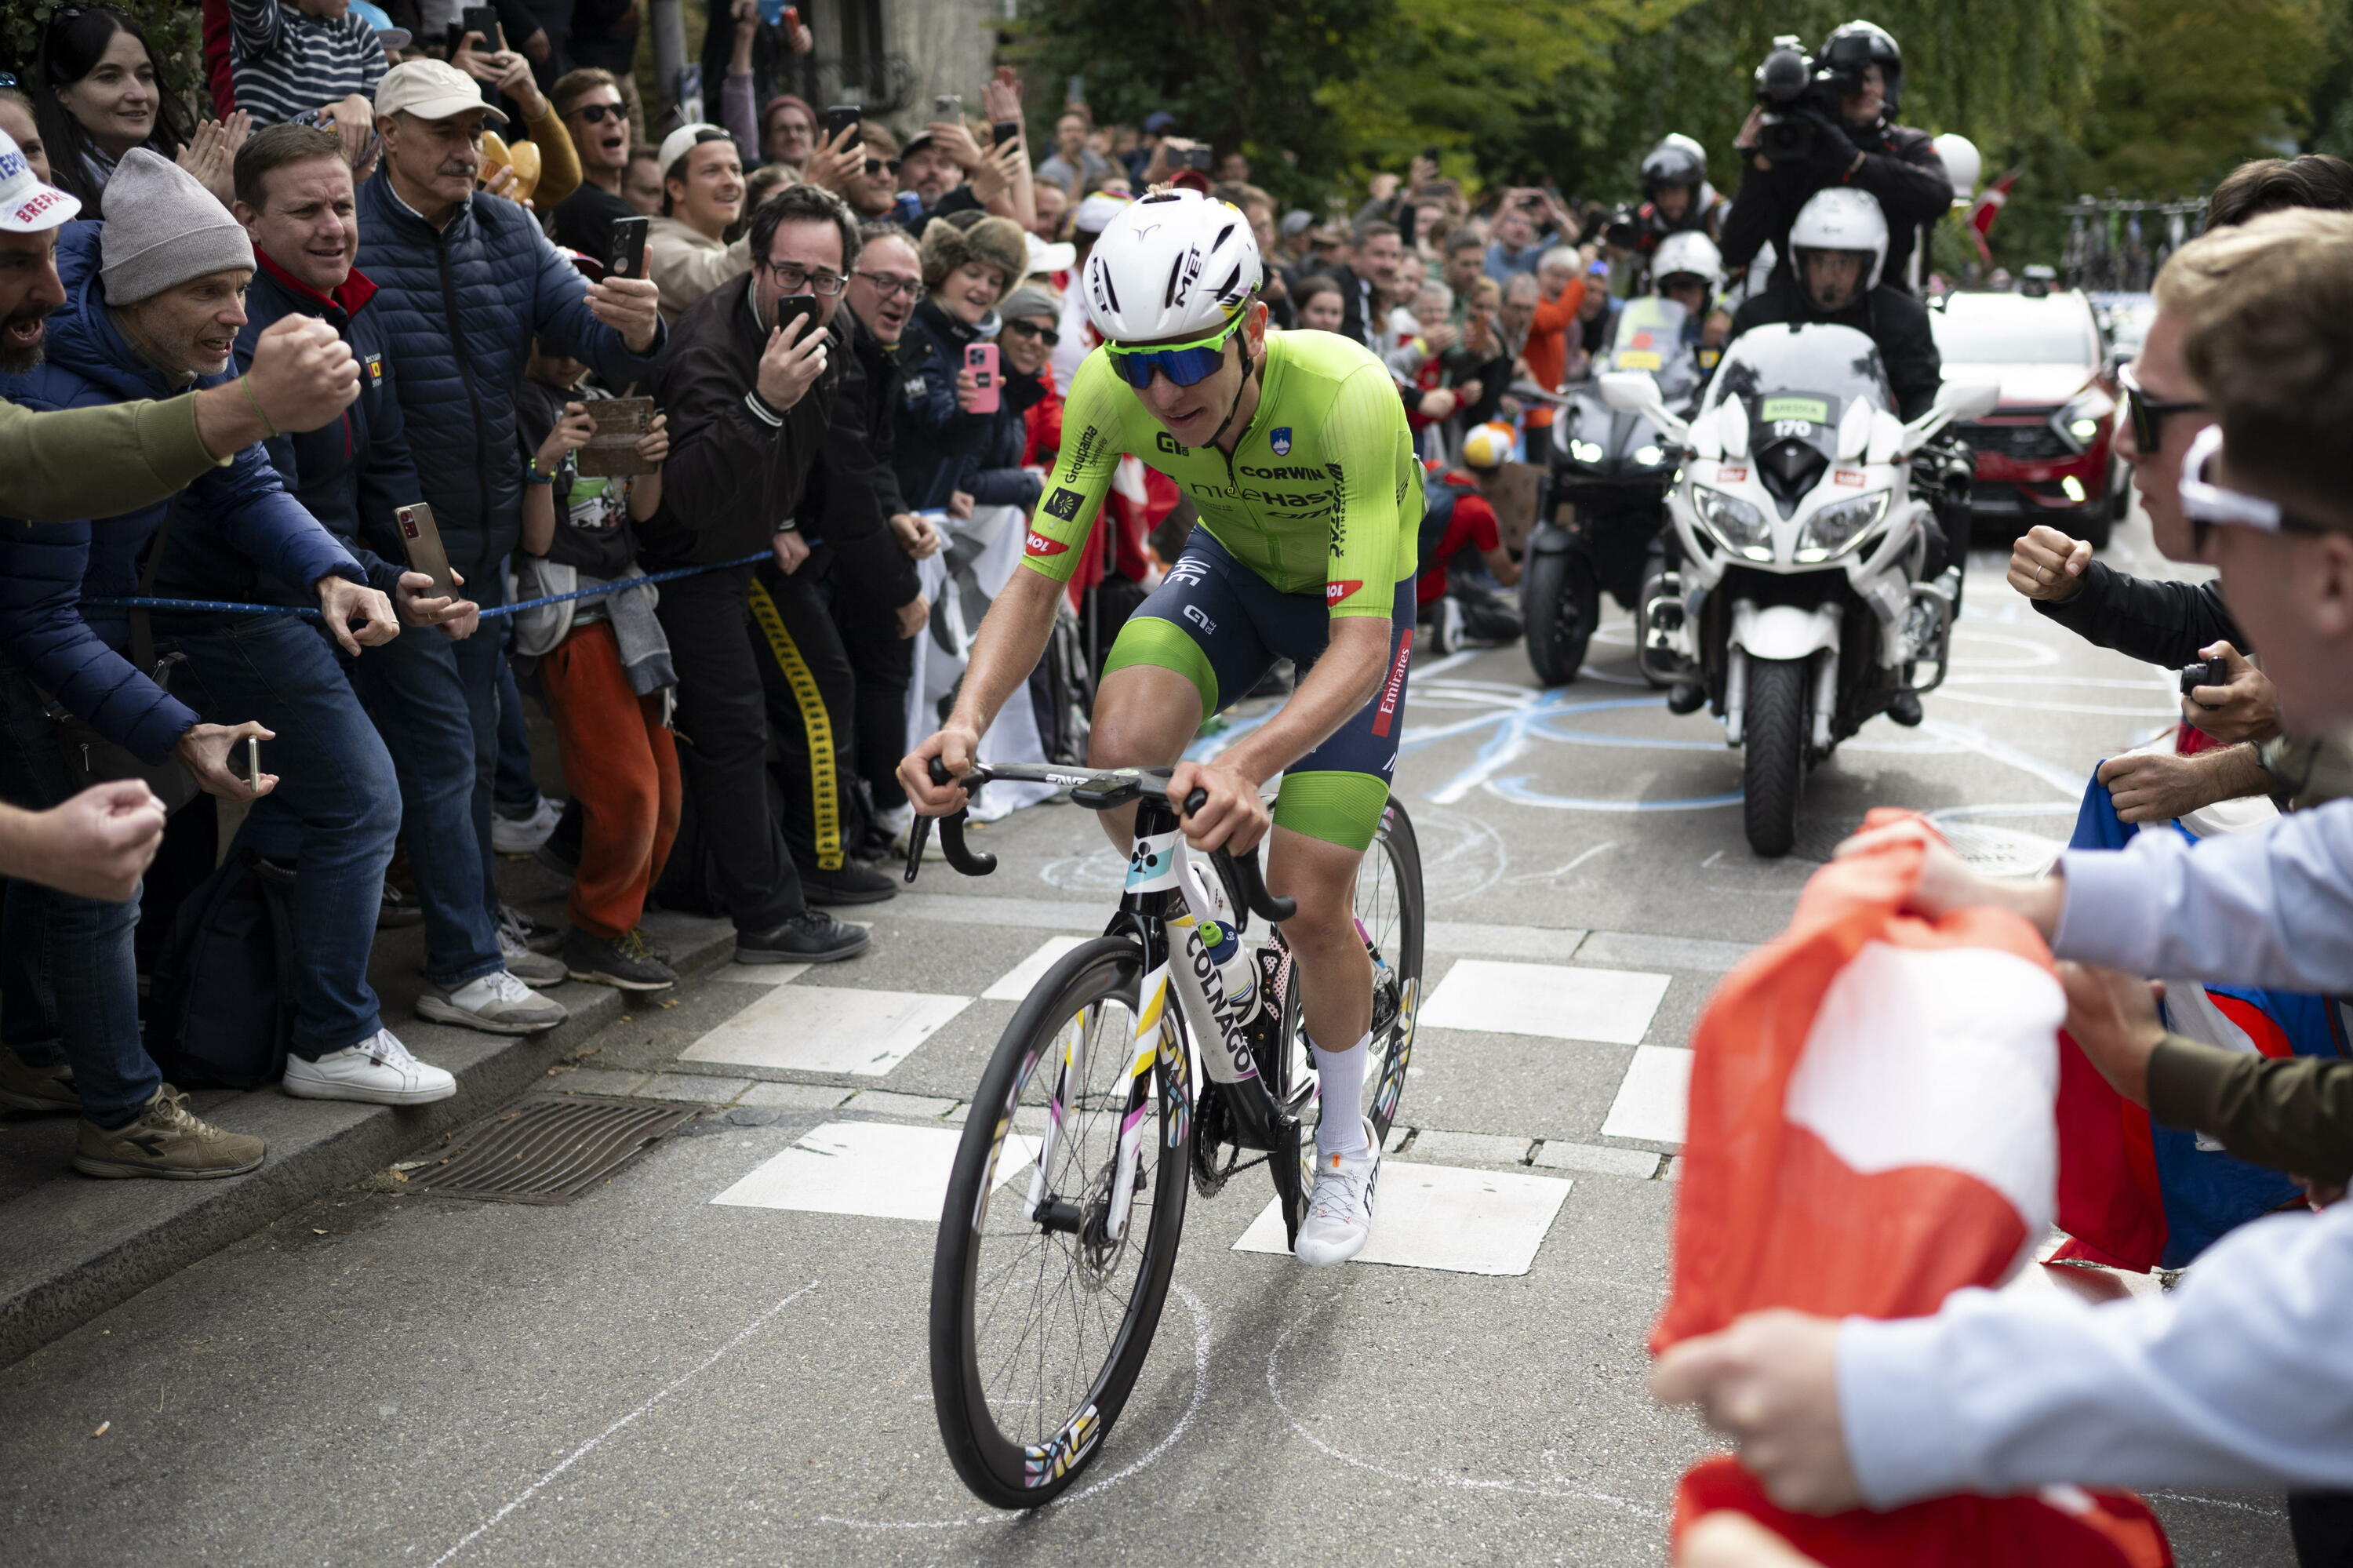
[
  {"xmin": 1787, "ymin": 187, "xmax": 1889, "ymax": 293},
  {"xmin": 1931, "ymin": 133, "xmax": 1981, "ymax": 206},
  {"xmin": 1081, "ymin": 188, "xmax": 1264, "ymax": 344},
  {"xmin": 1652, "ymin": 230, "xmax": 1723, "ymax": 290}
]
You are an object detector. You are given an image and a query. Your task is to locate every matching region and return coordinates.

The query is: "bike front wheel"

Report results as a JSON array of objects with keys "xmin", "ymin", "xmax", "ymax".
[{"xmin": 929, "ymin": 935, "xmax": 1191, "ymax": 1508}]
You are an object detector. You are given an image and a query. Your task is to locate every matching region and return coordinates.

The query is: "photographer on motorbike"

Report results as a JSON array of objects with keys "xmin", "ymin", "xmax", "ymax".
[{"xmin": 1720, "ymin": 20, "xmax": 1951, "ymax": 297}]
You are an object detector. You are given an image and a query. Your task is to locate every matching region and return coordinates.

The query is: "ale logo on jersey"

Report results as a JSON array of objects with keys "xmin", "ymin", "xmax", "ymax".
[
  {"xmin": 1270, "ymin": 427, "xmax": 1293, "ymax": 457},
  {"xmin": 1326, "ymin": 579, "xmax": 1362, "ymax": 606},
  {"xmin": 1025, "ymin": 530, "xmax": 1070, "ymax": 557}
]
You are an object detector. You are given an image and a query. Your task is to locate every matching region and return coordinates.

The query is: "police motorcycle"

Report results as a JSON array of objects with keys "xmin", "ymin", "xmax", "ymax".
[
  {"xmin": 1602, "ymin": 326, "xmax": 1998, "ymax": 856},
  {"xmin": 1524, "ymin": 253, "xmax": 1716, "ymax": 686}
]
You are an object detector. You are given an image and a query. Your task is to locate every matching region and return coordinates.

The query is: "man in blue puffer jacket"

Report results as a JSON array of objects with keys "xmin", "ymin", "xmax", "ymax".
[
  {"xmin": 354, "ymin": 59, "xmax": 664, "ymax": 908},
  {"xmin": 0, "ymin": 151, "xmax": 424, "ymax": 1173}
]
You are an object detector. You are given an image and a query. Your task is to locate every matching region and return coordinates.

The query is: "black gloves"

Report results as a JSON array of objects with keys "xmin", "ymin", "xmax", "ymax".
[{"xmin": 1806, "ymin": 112, "xmax": 1861, "ymax": 176}]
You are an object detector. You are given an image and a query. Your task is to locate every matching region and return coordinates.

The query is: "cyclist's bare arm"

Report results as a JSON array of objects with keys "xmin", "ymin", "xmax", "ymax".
[
  {"xmin": 900, "ymin": 567, "xmax": 1067, "ymax": 817},
  {"xmin": 1170, "ymin": 616, "xmax": 1391, "ymax": 853}
]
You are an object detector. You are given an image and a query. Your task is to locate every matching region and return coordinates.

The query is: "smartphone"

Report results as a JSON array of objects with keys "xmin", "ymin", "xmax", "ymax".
[
  {"xmin": 1185, "ymin": 144, "xmax": 1213, "ymax": 172},
  {"xmin": 771, "ymin": 293, "xmax": 820, "ymax": 347},
  {"xmin": 757, "ymin": 0, "xmax": 785, "ymax": 24},
  {"xmin": 822, "ymin": 104, "xmax": 862, "ymax": 151},
  {"xmin": 608, "ymin": 214, "xmax": 649, "ymax": 281},
  {"xmin": 460, "ymin": 5, "xmax": 500, "ymax": 48},
  {"xmin": 965, "ymin": 342, "xmax": 999, "ymax": 414},
  {"xmin": 394, "ymin": 502, "xmax": 460, "ymax": 600},
  {"xmin": 1420, "ymin": 144, "xmax": 1442, "ymax": 163},
  {"xmin": 1066, "ymin": 75, "xmax": 1084, "ymax": 105},
  {"xmin": 992, "ymin": 120, "xmax": 1020, "ymax": 148},
  {"xmin": 227, "ymin": 736, "xmax": 260, "ymax": 788},
  {"xmin": 575, "ymin": 397, "xmax": 658, "ymax": 478},
  {"xmin": 933, "ymin": 93, "xmax": 963, "ymax": 121}
]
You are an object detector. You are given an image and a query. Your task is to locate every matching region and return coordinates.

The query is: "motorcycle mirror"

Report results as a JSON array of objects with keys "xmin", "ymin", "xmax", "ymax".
[
  {"xmin": 1934, "ymin": 379, "xmax": 2002, "ymax": 422},
  {"xmin": 1598, "ymin": 370, "xmax": 1692, "ymax": 446}
]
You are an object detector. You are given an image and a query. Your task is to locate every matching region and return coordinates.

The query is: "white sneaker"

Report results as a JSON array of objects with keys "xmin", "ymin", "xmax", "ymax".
[
  {"xmin": 1293, "ymin": 1118, "xmax": 1380, "ymax": 1268},
  {"xmin": 283, "ymin": 1030, "xmax": 457, "ymax": 1105},
  {"xmin": 416, "ymin": 970, "xmax": 569, "ymax": 1035},
  {"xmin": 1433, "ymin": 595, "xmax": 1465, "ymax": 655},
  {"xmin": 498, "ymin": 926, "xmax": 566, "ymax": 988},
  {"xmin": 492, "ymin": 795, "xmax": 564, "ymax": 855}
]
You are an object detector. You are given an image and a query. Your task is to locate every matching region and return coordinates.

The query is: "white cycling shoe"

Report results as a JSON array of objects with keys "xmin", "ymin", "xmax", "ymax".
[{"xmin": 1293, "ymin": 1116, "xmax": 1380, "ymax": 1268}]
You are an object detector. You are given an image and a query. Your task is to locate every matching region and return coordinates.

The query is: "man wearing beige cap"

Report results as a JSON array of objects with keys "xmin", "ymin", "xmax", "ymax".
[{"xmin": 357, "ymin": 56, "xmax": 664, "ymax": 944}]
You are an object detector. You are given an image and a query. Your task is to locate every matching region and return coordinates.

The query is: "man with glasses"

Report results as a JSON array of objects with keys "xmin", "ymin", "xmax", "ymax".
[
  {"xmin": 902, "ymin": 191, "xmax": 1427, "ymax": 1268},
  {"xmin": 547, "ymin": 67, "xmax": 638, "ymax": 262},
  {"xmin": 1653, "ymin": 206, "xmax": 2353, "ymax": 1541},
  {"xmin": 633, "ymin": 182, "xmax": 869, "ymax": 963}
]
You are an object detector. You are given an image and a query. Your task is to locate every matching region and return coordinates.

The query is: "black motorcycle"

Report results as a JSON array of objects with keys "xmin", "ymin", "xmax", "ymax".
[{"xmin": 1524, "ymin": 297, "xmax": 1703, "ymax": 686}]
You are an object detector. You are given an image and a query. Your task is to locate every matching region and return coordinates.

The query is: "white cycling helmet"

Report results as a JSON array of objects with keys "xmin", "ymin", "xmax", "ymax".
[
  {"xmin": 1652, "ymin": 230, "xmax": 1722, "ymax": 289},
  {"xmin": 1931, "ymin": 133, "xmax": 1981, "ymax": 206},
  {"xmin": 1788, "ymin": 186, "xmax": 1889, "ymax": 292},
  {"xmin": 1082, "ymin": 188, "xmax": 1264, "ymax": 344}
]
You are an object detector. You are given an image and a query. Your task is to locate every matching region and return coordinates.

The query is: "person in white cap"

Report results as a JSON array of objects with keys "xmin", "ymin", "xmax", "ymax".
[
  {"xmin": 355, "ymin": 54, "xmax": 663, "ymax": 976},
  {"xmin": 1049, "ymin": 190, "xmax": 1128, "ymax": 385},
  {"xmin": 646, "ymin": 122, "xmax": 749, "ymax": 324}
]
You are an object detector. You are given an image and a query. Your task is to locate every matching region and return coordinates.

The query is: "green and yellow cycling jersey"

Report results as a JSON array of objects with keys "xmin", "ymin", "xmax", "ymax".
[{"xmin": 1017, "ymin": 329, "xmax": 1425, "ymax": 618}]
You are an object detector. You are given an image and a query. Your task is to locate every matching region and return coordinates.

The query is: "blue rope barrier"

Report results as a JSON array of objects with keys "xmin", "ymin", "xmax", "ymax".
[{"xmin": 89, "ymin": 551, "xmax": 773, "ymax": 624}]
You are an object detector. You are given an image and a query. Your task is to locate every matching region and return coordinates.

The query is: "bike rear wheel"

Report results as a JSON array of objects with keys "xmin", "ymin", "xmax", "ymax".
[
  {"xmin": 1275, "ymin": 799, "xmax": 1427, "ymax": 1153},
  {"xmin": 929, "ymin": 936, "xmax": 1190, "ymax": 1508}
]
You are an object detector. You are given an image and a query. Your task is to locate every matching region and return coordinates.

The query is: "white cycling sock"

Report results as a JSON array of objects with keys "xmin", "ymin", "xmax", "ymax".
[{"xmin": 1312, "ymin": 1032, "xmax": 1373, "ymax": 1158}]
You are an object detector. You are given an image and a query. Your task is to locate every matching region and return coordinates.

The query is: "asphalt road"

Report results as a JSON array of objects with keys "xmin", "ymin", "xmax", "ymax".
[{"xmin": 0, "ymin": 515, "xmax": 2300, "ymax": 1567}]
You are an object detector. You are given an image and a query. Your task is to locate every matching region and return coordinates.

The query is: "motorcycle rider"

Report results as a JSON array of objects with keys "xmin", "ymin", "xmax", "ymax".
[
  {"xmin": 1720, "ymin": 19, "xmax": 1951, "ymax": 297},
  {"xmin": 1722, "ymin": 187, "xmax": 1961, "ymax": 726},
  {"xmin": 1650, "ymin": 230, "xmax": 1729, "ymax": 368},
  {"xmin": 1631, "ymin": 135, "xmax": 1728, "ymax": 258},
  {"xmin": 1727, "ymin": 187, "xmax": 1938, "ymax": 420}
]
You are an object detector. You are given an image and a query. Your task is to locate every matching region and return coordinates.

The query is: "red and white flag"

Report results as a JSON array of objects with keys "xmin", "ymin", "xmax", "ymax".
[
  {"xmin": 1968, "ymin": 172, "xmax": 2020, "ymax": 264},
  {"xmin": 1653, "ymin": 809, "xmax": 2172, "ymax": 1567}
]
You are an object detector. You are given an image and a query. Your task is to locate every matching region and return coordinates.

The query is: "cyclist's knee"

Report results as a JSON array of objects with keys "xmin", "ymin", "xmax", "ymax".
[{"xmin": 1086, "ymin": 665, "xmax": 1200, "ymax": 769}]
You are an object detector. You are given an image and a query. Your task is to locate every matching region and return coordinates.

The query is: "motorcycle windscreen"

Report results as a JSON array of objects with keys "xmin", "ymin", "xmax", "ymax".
[
  {"xmin": 1607, "ymin": 297, "xmax": 1702, "ymax": 401},
  {"xmin": 1707, "ymin": 323, "xmax": 1895, "ymax": 512}
]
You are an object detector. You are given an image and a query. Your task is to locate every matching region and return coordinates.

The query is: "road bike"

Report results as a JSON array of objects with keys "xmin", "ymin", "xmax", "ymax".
[{"xmin": 905, "ymin": 761, "xmax": 1424, "ymax": 1508}]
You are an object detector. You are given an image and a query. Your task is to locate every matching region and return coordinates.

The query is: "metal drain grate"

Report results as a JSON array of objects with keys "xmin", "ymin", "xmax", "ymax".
[{"xmin": 404, "ymin": 1094, "xmax": 698, "ymax": 1204}]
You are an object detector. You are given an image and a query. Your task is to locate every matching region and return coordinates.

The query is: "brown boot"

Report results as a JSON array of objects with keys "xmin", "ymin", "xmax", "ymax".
[
  {"xmin": 73, "ymin": 1085, "xmax": 265, "ymax": 1180},
  {"xmin": 0, "ymin": 1047, "xmax": 78, "ymax": 1113}
]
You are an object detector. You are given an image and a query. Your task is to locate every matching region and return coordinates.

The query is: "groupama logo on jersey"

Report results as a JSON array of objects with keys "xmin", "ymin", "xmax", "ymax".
[{"xmin": 1270, "ymin": 427, "xmax": 1293, "ymax": 456}]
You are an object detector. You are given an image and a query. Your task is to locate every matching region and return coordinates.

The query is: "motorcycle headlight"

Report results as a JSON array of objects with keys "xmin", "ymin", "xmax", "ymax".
[
  {"xmin": 1692, "ymin": 485, "xmax": 1771, "ymax": 559},
  {"xmin": 1795, "ymin": 489, "xmax": 1890, "ymax": 562},
  {"xmin": 1570, "ymin": 439, "xmax": 1606, "ymax": 464},
  {"xmin": 1634, "ymin": 444, "xmax": 1664, "ymax": 466}
]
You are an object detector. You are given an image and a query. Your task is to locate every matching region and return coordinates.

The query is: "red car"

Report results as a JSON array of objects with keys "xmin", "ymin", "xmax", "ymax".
[{"xmin": 1929, "ymin": 286, "xmax": 2126, "ymax": 547}]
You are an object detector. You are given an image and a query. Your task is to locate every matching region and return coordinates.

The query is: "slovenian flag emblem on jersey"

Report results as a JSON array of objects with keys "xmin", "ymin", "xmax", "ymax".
[{"xmin": 1270, "ymin": 427, "xmax": 1292, "ymax": 456}]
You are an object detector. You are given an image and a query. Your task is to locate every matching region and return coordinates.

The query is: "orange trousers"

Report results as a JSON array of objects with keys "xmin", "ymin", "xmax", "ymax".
[{"xmin": 536, "ymin": 620, "xmax": 681, "ymax": 940}]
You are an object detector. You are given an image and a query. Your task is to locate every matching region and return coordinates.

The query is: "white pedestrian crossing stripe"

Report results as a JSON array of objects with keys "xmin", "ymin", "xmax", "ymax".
[
  {"xmin": 680, "ymin": 984, "xmax": 970, "ymax": 1076},
  {"xmin": 1601, "ymin": 1044, "xmax": 1691, "ymax": 1145},
  {"xmin": 980, "ymin": 935, "xmax": 1091, "ymax": 1001},
  {"xmin": 1419, "ymin": 958, "xmax": 1670, "ymax": 1045},
  {"xmin": 1232, "ymin": 1161, "xmax": 1573, "ymax": 1276},
  {"xmin": 710, "ymin": 1121, "xmax": 1036, "ymax": 1221}
]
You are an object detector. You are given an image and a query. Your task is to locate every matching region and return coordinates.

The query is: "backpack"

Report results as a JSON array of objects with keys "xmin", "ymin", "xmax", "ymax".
[{"xmin": 144, "ymin": 849, "xmax": 300, "ymax": 1090}]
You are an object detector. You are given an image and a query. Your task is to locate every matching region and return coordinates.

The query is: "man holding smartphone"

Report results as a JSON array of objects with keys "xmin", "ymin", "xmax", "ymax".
[{"xmin": 635, "ymin": 184, "xmax": 870, "ymax": 962}]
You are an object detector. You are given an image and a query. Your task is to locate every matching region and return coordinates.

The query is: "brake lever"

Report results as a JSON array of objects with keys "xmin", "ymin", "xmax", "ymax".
[
  {"xmin": 923, "ymin": 757, "xmax": 998, "ymax": 878},
  {"xmin": 1178, "ymin": 786, "xmax": 1297, "ymax": 922}
]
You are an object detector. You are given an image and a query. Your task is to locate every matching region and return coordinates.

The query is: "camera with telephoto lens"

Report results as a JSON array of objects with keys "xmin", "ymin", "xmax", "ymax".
[{"xmin": 1751, "ymin": 35, "xmax": 1852, "ymax": 164}]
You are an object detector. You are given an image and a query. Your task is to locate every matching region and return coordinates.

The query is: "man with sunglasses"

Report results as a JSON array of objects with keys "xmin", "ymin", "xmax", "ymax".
[
  {"xmin": 1654, "ymin": 208, "xmax": 2353, "ymax": 1539},
  {"xmin": 901, "ymin": 190, "xmax": 1427, "ymax": 1268},
  {"xmin": 547, "ymin": 68, "xmax": 637, "ymax": 263}
]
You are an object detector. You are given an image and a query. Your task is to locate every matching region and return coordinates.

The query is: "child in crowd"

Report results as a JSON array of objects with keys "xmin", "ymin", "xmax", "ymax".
[{"xmin": 515, "ymin": 336, "xmax": 682, "ymax": 991}]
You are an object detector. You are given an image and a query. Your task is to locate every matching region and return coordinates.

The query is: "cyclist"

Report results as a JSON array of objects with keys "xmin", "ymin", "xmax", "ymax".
[{"xmin": 900, "ymin": 188, "xmax": 1422, "ymax": 1268}]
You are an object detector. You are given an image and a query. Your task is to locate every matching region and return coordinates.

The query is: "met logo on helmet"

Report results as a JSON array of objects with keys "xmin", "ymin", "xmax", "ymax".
[{"xmin": 1326, "ymin": 580, "xmax": 1362, "ymax": 607}]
